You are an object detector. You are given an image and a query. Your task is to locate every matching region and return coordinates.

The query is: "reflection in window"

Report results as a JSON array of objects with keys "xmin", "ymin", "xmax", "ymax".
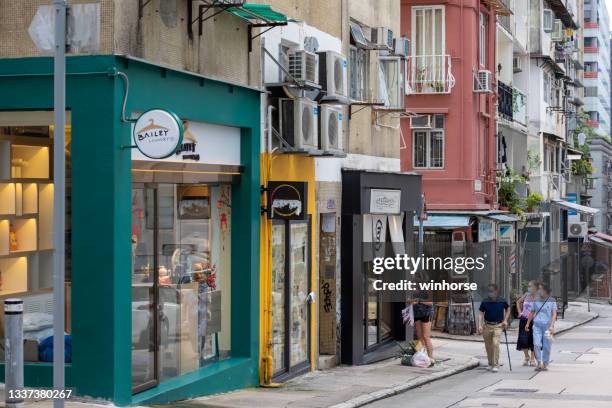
[{"xmin": 131, "ymin": 183, "xmax": 232, "ymax": 388}]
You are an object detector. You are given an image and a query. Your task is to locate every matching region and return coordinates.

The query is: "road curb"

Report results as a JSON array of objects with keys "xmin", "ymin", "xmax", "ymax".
[
  {"xmin": 555, "ymin": 313, "xmax": 599, "ymax": 335},
  {"xmin": 328, "ymin": 357, "xmax": 480, "ymax": 408},
  {"xmin": 431, "ymin": 313, "xmax": 599, "ymax": 343}
]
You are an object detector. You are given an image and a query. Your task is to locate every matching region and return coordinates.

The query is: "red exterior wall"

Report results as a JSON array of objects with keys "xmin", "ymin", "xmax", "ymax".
[{"xmin": 400, "ymin": 0, "xmax": 498, "ymax": 210}]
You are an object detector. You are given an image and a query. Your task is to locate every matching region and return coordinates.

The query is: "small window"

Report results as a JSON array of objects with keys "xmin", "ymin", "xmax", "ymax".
[
  {"xmin": 378, "ymin": 56, "xmax": 405, "ymax": 108},
  {"xmin": 413, "ymin": 115, "xmax": 445, "ymax": 169},
  {"xmin": 350, "ymin": 46, "xmax": 369, "ymax": 101},
  {"xmin": 350, "ymin": 22, "xmax": 370, "ymax": 49},
  {"xmin": 479, "ymin": 12, "xmax": 487, "ymax": 66},
  {"xmin": 279, "ymin": 44, "xmax": 291, "ymax": 82}
]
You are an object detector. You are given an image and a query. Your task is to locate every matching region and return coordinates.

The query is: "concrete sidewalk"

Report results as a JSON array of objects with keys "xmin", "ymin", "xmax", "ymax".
[
  {"xmin": 432, "ymin": 301, "xmax": 598, "ymax": 343},
  {"xmin": 164, "ymin": 350, "xmax": 478, "ymax": 408}
]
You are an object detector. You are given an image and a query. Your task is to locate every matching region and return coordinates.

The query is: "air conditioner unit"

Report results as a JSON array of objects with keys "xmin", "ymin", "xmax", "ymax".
[
  {"xmin": 393, "ymin": 37, "xmax": 410, "ymax": 57},
  {"xmin": 513, "ymin": 56, "xmax": 522, "ymax": 73},
  {"xmin": 474, "ymin": 70, "xmax": 492, "ymax": 93},
  {"xmin": 280, "ymin": 98, "xmax": 319, "ymax": 152},
  {"xmin": 543, "ymin": 9, "xmax": 554, "ymax": 33},
  {"xmin": 409, "ymin": 115, "xmax": 432, "ymax": 128},
  {"xmin": 371, "ymin": 27, "xmax": 394, "ymax": 50},
  {"xmin": 288, "ymin": 50, "xmax": 319, "ymax": 85},
  {"xmin": 568, "ymin": 222, "xmax": 588, "ymax": 238},
  {"xmin": 551, "ymin": 19, "xmax": 564, "ymax": 41},
  {"xmin": 319, "ymin": 105, "xmax": 343, "ymax": 154},
  {"xmin": 317, "ymin": 51, "xmax": 348, "ymax": 100}
]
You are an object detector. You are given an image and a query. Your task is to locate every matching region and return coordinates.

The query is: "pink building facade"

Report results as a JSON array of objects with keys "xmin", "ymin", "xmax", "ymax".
[{"xmin": 400, "ymin": 0, "xmax": 507, "ymax": 210}]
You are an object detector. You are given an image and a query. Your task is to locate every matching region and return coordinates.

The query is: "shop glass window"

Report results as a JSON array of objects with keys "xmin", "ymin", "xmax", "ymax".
[
  {"xmin": 0, "ymin": 111, "xmax": 72, "ymax": 364},
  {"xmin": 378, "ymin": 57, "xmax": 405, "ymax": 109},
  {"xmin": 349, "ymin": 45, "xmax": 369, "ymax": 101},
  {"xmin": 131, "ymin": 183, "xmax": 232, "ymax": 390},
  {"xmin": 413, "ymin": 115, "xmax": 445, "ymax": 169}
]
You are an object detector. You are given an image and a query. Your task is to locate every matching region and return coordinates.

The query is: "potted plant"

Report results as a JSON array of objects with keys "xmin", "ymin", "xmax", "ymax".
[
  {"xmin": 524, "ymin": 192, "xmax": 543, "ymax": 213},
  {"xmin": 396, "ymin": 340, "xmax": 419, "ymax": 366}
]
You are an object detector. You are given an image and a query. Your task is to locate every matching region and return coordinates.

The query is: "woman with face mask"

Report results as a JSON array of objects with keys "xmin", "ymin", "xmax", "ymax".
[
  {"xmin": 526, "ymin": 283, "xmax": 557, "ymax": 371},
  {"xmin": 516, "ymin": 281, "xmax": 538, "ymax": 366}
]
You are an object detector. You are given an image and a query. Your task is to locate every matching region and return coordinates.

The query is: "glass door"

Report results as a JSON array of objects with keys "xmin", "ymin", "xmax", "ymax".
[
  {"xmin": 289, "ymin": 222, "xmax": 309, "ymax": 367},
  {"xmin": 271, "ymin": 219, "xmax": 311, "ymax": 380},
  {"xmin": 131, "ymin": 183, "xmax": 229, "ymax": 393},
  {"xmin": 271, "ymin": 224, "xmax": 287, "ymax": 374}
]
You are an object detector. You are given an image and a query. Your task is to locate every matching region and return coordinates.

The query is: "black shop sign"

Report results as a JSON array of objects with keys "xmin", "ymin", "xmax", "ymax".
[{"xmin": 267, "ymin": 181, "xmax": 308, "ymax": 220}]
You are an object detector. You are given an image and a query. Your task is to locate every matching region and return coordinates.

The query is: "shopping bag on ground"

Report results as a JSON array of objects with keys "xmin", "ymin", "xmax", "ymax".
[{"xmin": 410, "ymin": 348, "xmax": 430, "ymax": 368}]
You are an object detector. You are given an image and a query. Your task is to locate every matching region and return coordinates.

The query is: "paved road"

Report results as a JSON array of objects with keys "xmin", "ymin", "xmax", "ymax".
[{"xmin": 367, "ymin": 302, "xmax": 612, "ymax": 408}]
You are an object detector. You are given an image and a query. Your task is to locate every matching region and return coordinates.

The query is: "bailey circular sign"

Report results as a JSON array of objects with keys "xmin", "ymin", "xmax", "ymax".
[{"xmin": 133, "ymin": 109, "xmax": 183, "ymax": 159}]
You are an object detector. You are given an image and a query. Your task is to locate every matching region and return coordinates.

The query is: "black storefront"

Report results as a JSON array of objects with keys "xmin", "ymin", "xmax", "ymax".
[{"xmin": 340, "ymin": 170, "xmax": 422, "ymax": 365}]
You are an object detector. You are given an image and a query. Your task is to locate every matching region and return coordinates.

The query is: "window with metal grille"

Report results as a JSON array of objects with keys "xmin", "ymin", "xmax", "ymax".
[{"xmin": 412, "ymin": 115, "xmax": 445, "ymax": 169}]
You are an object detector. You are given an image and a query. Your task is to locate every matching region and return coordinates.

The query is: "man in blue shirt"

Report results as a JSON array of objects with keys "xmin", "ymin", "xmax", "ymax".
[{"xmin": 478, "ymin": 283, "xmax": 510, "ymax": 372}]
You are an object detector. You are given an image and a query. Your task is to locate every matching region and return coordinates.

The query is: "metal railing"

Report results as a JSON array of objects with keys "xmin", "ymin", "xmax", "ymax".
[
  {"xmin": 406, "ymin": 55, "xmax": 455, "ymax": 94},
  {"xmin": 498, "ymin": 14, "xmax": 511, "ymax": 33},
  {"xmin": 498, "ymin": 81, "xmax": 513, "ymax": 120}
]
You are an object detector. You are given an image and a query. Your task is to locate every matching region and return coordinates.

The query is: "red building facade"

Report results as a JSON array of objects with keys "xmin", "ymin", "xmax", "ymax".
[{"xmin": 400, "ymin": 0, "xmax": 506, "ymax": 210}]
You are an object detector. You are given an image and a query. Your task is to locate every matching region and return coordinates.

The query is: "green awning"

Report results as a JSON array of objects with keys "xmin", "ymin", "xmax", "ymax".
[{"xmin": 226, "ymin": 3, "xmax": 288, "ymax": 24}]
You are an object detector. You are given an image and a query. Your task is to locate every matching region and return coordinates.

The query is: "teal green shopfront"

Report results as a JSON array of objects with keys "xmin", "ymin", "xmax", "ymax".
[{"xmin": 0, "ymin": 55, "xmax": 260, "ymax": 405}]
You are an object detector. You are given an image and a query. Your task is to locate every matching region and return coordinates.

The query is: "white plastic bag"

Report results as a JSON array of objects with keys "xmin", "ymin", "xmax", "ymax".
[{"xmin": 410, "ymin": 349, "xmax": 431, "ymax": 368}]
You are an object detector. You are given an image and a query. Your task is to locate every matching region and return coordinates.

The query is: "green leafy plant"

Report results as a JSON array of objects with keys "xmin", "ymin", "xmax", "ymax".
[
  {"xmin": 396, "ymin": 340, "xmax": 419, "ymax": 366},
  {"xmin": 524, "ymin": 192, "xmax": 543, "ymax": 212},
  {"xmin": 497, "ymin": 168, "xmax": 525, "ymax": 214}
]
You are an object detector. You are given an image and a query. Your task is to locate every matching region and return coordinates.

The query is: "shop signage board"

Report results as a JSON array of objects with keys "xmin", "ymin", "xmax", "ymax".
[
  {"xmin": 133, "ymin": 109, "xmax": 184, "ymax": 159},
  {"xmin": 267, "ymin": 181, "xmax": 308, "ymax": 220},
  {"xmin": 369, "ymin": 189, "xmax": 401, "ymax": 214},
  {"xmin": 498, "ymin": 223, "xmax": 515, "ymax": 246},
  {"xmin": 132, "ymin": 120, "xmax": 241, "ymax": 165}
]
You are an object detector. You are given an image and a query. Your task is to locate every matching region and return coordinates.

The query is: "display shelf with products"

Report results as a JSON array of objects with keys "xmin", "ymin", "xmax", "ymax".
[{"xmin": 10, "ymin": 218, "xmax": 37, "ymax": 253}]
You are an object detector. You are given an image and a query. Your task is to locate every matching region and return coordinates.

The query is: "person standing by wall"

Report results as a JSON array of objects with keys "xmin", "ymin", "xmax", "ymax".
[
  {"xmin": 516, "ymin": 280, "xmax": 538, "ymax": 366},
  {"xmin": 478, "ymin": 284, "xmax": 511, "ymax": 372},
  {"xmin": 526, "ymin": 283, "xmax": 557, "ymax": 371}
]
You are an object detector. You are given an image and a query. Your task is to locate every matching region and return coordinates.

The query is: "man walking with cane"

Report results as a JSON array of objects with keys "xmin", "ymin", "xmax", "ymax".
[{"xmin": 478, "ymin": 284, "xmax": 511, "ymax": 372}]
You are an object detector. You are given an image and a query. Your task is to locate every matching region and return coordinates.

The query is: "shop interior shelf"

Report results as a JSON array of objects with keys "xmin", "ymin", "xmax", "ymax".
[
  {"xmin": 0, "ymin": 256, "xmax": 28, "ymax": 296},
  {"xmin": 0, "ymin": 183, "xmax": 16, "ymax": 215},
  {"xmin": 9, "ymin": 218, "xmax": 37, "ymax": 253},
  {"xmin": 0, "ymin": 140, "xmax": 9, "ymax": 181},
  {"xmin": 11, "ymin": 145, "xmax": 50, "ymax": 179}
]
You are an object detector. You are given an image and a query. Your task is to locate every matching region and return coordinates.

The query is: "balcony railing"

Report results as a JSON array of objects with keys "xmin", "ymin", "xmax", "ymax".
[
  {"xmin": 406, "ymin": 55, "xmax": 455, "ymax": 94},
  {"xmin": 498, "ymin": 15, "xmax": 511, "ymax": 33},
  {"xmin": 585, "ymin": 21, "xmax": 599, "ymax": 29},
  {"xmin": 584, "ymin": 71, "xmax": 598, "ymax": 78},
  {"xmin": 585, "ymin": 46, "xmax": 599, "ymax": 53},
  {"xmin": 498, "ymin": 81, "xmax": 513, "ymax": 120}
]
